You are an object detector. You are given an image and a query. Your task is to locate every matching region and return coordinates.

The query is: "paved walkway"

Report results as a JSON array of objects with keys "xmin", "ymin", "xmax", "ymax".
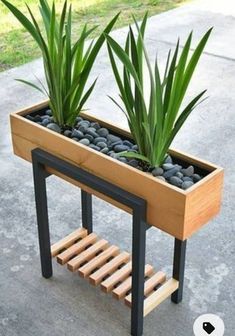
[{"xmin": 0, "ymin": 1, "xmax": 234, "ymax": 335}]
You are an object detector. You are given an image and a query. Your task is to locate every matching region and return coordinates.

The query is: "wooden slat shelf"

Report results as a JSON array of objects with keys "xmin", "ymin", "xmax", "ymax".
[{"xmin": 51, "ymin": 229, "xmax": 179, "ymax": 316}]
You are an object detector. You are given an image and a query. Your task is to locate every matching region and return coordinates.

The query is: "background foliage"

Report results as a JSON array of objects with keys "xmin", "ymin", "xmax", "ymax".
[{"xmin": 0, "ymin": 0, "xmax": 188, "ymax": 71}]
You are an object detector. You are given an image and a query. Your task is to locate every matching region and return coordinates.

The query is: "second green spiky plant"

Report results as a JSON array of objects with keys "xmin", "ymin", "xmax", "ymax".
[{"xmin": 105, "ymin": 13, "xmax": 212, "ymax": 167}]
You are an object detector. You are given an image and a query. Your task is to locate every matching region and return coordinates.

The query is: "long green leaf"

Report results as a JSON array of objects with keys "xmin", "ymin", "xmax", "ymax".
[
  {"xmin": 105, "ymin": 34, "xmax": 143, "ymax": 93},
  {"xmin": 164, "ymin": 32, "xmax": 192, "ymax": 132},
  {"xmin": 163, "ymin": 39, "xmax": 179, "ymax": 115},
  {"xmin": 136, "ymin": 12, "xmax": 148, "ymax": 85},
  {"xmin": 106, "ymin": 43, "xmax": 132, "ymax": 112},
  {"xmin": 70, "ymin": 12, "xmax": 120, "ymax": 118},
  {"xmin": 180, "ymin": 28, "xmax": 212, "ymax": 101},
  {"xmin": 15, "ymin": 79, "xmax": 46, "ymax": 95},
  {"xmin": 118, "ymin": 151, "xmax": 150, "ymax": 163},
  {"xmin": 160, "ymin": 90, "xmax": 207, "ymax": 162},
  {"xmin": 107, "ymin": 95, "xmax": 129, "ymax": 120},
  {"xmin": 153, "ymin": 56, "xmax": 163, "ymax": 152},
  {"xmin": 67, "ymin": 78, "xmax": 98, "ymax": 126},
  {"xmin": 123, "ymin": 32, "xmax": 134, "ymax": 110}
]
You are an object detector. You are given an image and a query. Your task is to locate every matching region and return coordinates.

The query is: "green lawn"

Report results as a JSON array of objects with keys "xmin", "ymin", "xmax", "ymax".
[{"xmin": 0, "ymin": 0, "xmax": 188, "ymax": 71}]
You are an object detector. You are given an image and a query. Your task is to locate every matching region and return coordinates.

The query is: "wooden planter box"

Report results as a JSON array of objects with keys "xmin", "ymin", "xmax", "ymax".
[{"xmin": 10, "ymin": 100, "xmax": 224, "ymax": 240}]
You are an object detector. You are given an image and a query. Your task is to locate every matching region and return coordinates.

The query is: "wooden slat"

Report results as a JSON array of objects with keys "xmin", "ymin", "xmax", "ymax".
[
  {"xmin": 143, "ymin": 278, "xmax": 179, "ymax": 317},
  {"xmin": 89, "ymin": 252, "xmax": 130, "ymax": 286},
  {"xmin": 101, "ymin": 261, "xmax": 132, "ymax": 293},
  {"xmin": 56, "ymin": 233, "xmax": 97, "ymax": 265},
  {"xmin": 112, "ymin": 264, "xmax": 154, "ymax": 300},
  {"xmin": 67, "ymin": 239, "xmax": 109, "ymax": 272},
  {"xmin": 51, "ymin": 228, "xmax": 87, "ymax": 257},
  {"xmin": 78, "ymin": 245, "xmax": 120, "ymax": 278},
  {"xmin": 142, "ymin": 271, "xmax": 166, "ymax": 297},
  {"xmin": 124, "ymin": 271, "xmax": 166, "ymax": 308}
]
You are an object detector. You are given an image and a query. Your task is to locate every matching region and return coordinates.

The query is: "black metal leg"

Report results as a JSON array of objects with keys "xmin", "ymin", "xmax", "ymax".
[
  {"xmin": 32, "ymin": 158, "xmax": 52, "ymax": 279},
  {"xmin": 171, "ymin": 238, "xmax": 187, "ymax": 304},
  {"xmin": 81, "ymin": 190, "xmax": 93, "ymax": 234},
  {"xmin": 131, "ymin": 209, "xmax": 147, "ymax": 336}
]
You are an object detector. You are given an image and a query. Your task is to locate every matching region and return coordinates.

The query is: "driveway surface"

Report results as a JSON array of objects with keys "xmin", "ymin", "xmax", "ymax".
[{"xmin": 0, "ymin": 0, "xmax": 234, "ymax": 335}]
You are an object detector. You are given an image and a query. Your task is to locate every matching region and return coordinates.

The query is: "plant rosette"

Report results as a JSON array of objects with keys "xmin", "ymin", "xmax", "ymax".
[{"xmin": 105, "ymin": 13, "xmax": 212, "ymax": 170}]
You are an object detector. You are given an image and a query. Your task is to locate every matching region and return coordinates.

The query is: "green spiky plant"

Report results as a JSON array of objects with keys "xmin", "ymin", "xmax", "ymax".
[
  {"xmin": 105, "ymin": 13, "xmax": 212, "ymax": 167},
  {"xmin": 1, "ymin": 0, "xmax": 119, "ymax": 127}
]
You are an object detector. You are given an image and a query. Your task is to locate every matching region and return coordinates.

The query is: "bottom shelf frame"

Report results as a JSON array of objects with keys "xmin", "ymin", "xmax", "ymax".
[{"xmin": 51, "ymin": 228, "xmax": 179, "ymax": 317}]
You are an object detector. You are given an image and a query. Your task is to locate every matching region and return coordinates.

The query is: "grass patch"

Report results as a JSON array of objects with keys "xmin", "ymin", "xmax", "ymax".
[{"xmin": 0, "ymin": 0, "xmax": 188, "ymax": 71}]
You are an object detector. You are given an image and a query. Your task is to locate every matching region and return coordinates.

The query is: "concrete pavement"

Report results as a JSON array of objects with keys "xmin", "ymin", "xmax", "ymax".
[{"xmin": 0, "ymin": 0, "xmax": 234, "ymax": 335}]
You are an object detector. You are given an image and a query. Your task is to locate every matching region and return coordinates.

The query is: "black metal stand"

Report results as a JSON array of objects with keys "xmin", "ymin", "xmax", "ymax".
[
  {"xmin": 171, "ymin": 239, "xmax": 187, "ymax": 304},
  {"xmin": 81, "ymin": 190, "xmax": 93, "ymax": 234},
  {"xmin": 31, "ymin": 148, "xmax": 186, "ymax": 336}
]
